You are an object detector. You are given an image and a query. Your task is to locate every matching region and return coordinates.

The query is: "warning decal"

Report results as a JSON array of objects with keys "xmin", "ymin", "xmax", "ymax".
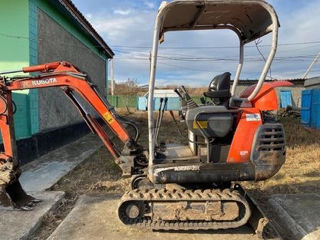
[
  {"xmin": 245, "ymin": 113, "xmax": 261, "ymax": 122},
  {"xmin": 193, "ymin": 121, "xmax": 208, "ymax": 129},
  {"xmin": 103, "ymin": 112, "xmax": 115, "ymax": 124}
]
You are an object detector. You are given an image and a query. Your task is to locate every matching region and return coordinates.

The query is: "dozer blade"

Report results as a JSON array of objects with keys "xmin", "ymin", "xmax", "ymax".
[{"xmin": 0, "ymin": 180, "xmax": 40, "ymax": 210}]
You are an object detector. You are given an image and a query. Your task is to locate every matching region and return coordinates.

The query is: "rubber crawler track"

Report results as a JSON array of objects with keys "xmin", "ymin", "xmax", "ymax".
[{"xmin": 118, "ymin": 188, "xmax": 251, "ymax": 230}]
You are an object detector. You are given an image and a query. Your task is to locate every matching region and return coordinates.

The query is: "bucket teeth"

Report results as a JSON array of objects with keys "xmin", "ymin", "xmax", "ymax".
[{"xmin": 0, "ymin": 180, "xmax": 40, "ymax": 210}]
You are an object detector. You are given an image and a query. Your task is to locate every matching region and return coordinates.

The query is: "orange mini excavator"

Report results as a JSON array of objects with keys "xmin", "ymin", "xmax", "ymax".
[{"xmin": 0, "ymin": 0, "xmax": 293, "ymax": 236}]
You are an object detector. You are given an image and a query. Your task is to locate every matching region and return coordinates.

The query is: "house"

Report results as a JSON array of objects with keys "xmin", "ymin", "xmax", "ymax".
[
  {"xmin": 304, "ymin": 76, "xmax": 320, "ymax": 89},
  {"xmin": 0, "ymin": 0, "xmax": 114, "ymax": 164}
]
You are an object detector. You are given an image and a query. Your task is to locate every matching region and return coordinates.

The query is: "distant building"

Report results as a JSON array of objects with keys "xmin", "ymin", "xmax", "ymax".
[
  {"xmin": 304, "ymin": 76, "xmax": 320, "ymax": 89},
  {"xmin": 0, "ymin": 0, "xmax": 114, "ymax": 163}
]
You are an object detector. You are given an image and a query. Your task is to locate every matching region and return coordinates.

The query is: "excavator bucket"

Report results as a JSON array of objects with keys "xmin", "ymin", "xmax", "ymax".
[{"xmin": 0, "ymin": 180, "xmax": 39, "ymax": 210}]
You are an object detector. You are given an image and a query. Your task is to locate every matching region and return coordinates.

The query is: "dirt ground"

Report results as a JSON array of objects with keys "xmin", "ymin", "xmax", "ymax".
[{"xmin": 32, "ymin": 111, "xmax": 320, "ymax": 239}]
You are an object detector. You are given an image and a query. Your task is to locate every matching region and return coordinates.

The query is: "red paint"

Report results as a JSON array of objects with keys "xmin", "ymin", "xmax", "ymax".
[
  {"xmin": 240, "ymin": 81, "xmax": 293, "ymax": 111},
  {"xmin": 227, "ymin": 108, "xmax": 262, "ymax": 163}
]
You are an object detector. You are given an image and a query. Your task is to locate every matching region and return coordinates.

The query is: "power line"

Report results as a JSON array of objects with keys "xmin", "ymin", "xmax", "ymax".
[
  {"xmin": 116, "ymin": 58, "xmax": 319, "ymax": 75},
  {"xmin": 114, "ymin": 48, "xmax": 320, "ymax": 62},
  {"xmin": 115, "ymin": 54, "xmax": 318, "ymax": 62},
  {"xmin": 112, "ymin": 40, "xmax": 320, "ymax": 50},
  {"xmin": 1, "ymin": 31, "xmax": 318, "ymax": 75},
  {"xmin": 115, "ymin": 45, "xmax": 320, "ymax": 53},
  {"xmin": 1, "ymin": 31, "xmax": 319, "ymax": 60}
]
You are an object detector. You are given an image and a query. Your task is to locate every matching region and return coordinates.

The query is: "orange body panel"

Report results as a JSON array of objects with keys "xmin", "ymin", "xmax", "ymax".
[
  {"xmin": 227, "ymin": 108, "xmax": 262, "ymax": 163},
  {"xmin": 227, "ymin": 81, "xmax": 293, "ymax": 163},
  {"xmin": 240, "ymin": 81, "xmax": 293, "ymax": 111}
]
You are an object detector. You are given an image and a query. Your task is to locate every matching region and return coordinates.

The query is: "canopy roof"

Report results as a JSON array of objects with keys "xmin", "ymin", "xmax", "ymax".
[{"xmin": 159, "ymin": 0, "xmax": 280, "ymax": 43}]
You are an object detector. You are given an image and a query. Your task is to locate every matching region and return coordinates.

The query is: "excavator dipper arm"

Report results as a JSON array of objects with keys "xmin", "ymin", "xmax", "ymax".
[{"xmin": 0, "ymin": 61, "xmax": 142, "ymax": 209}]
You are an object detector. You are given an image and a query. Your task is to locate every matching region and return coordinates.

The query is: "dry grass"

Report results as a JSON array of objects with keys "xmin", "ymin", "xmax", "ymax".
[
  {"xmin": 113, "ymin": 80, "xmax": 207, "ymax": 97},
  {"xmin": 50, "ymin": 146, "xmax": 125, "ymax": 195}
]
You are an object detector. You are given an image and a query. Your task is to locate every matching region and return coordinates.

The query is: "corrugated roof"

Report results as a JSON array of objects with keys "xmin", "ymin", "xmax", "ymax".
[{"xmin": 54, "ymin": 0, "xmax": 114, "ymax": 58}]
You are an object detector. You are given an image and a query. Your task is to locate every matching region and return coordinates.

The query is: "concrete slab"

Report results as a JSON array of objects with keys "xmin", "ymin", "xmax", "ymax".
[
  {"xmin": 0, "ymin": 191, "xmax": 64, "ymax": 240},
  {"xmin": 269, "ymin": 193, "xmax": 320, "ymax": 240},
  {"xmin": 48, "ymin": 194, "xmax": 259, "ymax": 240},
  {"xmin": 20, "ymin": 133, "xmax": 102, "ymax": 192}
]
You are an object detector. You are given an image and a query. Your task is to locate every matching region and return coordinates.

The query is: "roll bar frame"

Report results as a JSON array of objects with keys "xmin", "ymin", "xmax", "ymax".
[{"xmin": 147, "ymin": 0, "xmax": 279, "ymax": 174}]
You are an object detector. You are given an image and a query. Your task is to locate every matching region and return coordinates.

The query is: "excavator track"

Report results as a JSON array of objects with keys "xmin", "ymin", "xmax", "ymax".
[{"xmin": 118, "ymin": 187, "xmax": 251, "ymax": 230}]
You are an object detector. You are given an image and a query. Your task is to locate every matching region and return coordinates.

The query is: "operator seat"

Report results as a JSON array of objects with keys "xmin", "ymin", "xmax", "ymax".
[
  {"xmin": 185, "ymin": 72, "xmax": 233, "ymax": 139},
  {"xmin": 204, "ymin": 72, "xmax": 231, "ymax": 106}
]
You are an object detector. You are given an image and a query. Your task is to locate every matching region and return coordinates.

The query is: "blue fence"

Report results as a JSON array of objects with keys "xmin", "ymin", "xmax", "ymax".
[
  {"xmin": 311, "ymin": 89, "xmax": 320, "ymax": 128},
  {"xmin": 109, "ymin": 95, "xmax": 202, "ymax": 110},
  {"xmin": 301, "ymin": 90, "xmax": 312, "ymax": 126},
  {"xmin": 137, "ymin": 97, "xmax": 181, "ymax": 111},
  {"xmin": 301, "ymin": 88, "xmax": 320, "ymax": 128},
  {"xmin": 280, "ymin": 90, "xmax": 293, "ymax": 108}
]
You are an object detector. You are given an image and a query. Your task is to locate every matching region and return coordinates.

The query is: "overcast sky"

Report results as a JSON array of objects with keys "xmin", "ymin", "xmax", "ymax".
[{"xmin": 73, "ymin": 0, "xmax": 320, "ymax": 87}]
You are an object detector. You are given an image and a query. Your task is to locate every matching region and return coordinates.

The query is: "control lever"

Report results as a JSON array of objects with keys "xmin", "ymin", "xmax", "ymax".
[
  {"xmin": 174, "ymin": 88, "xmax": 183, "ymax": 99},
  {"xmin": 155, "ymin": 97, "xmax": 168, "ymax": 146}
]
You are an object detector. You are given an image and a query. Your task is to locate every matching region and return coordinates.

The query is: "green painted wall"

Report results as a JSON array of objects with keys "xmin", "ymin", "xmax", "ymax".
[
  {"xmin": 0, "ymin": 0, "xmax": 33, "ymax": 139},
  {"xmin": 0, "ymin": 0, "xmax": 29, "ymax": 70},
  {"xmin": 14, "ymin": 93, "xmax": 32, "ymax": 138},
  {"xmin": 29, "ymin": 0, "xmax": 39, "ymax": 135},
  {"xmin": 0, "ymin": 0, "xmax": 110, "ymax": 140}
]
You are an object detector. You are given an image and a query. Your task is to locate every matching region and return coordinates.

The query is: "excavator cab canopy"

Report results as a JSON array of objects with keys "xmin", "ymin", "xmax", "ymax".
[
  {"xmin": 147, "ymin": 0, "xmax": 280, "ymax": 168},
  {"xmin": 159, "ymin": 0, "xmax": 279, "ymax": 44}
]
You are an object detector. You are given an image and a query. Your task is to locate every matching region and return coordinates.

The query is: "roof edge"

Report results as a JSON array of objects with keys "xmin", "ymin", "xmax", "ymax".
[{"xmin": 59, "ymin": 0, "xmax": 114, "ymax": 58}]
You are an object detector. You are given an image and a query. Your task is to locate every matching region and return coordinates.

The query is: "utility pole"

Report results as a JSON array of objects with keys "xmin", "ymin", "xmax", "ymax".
[
  {"xmin": 302, "ymin": 52, "xmax": 320, "ymax": 79},
  {"xmin": 110, "ymin": 58, "xmax": 115, "ymax": 95}
]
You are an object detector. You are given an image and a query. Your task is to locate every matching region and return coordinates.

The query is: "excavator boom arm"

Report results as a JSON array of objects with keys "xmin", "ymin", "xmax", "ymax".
[
  {"xmin": 7, "ymin": 61, "xmax": 130, "ymax": 144},
  {"xmin": 0, "ymin": 62, "xmax": 140, "ymax": 209}
]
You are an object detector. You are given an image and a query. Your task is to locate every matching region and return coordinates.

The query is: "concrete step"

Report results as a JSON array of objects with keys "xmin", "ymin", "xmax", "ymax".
[
  {"xmin": 0, "ymin": 191, "xmax": 64, "ymax": 240},
  {"xmin": 0, "ymin": 133, "xmax": 103, "ymax": 240},
  {"xmin": 269, "ymin": 193, "xmax": 320, "ymax": 240},
  {"xmin": 48, "ymin": 194, "xmax": 259, "ymax": 240},
  {"xmin": 20, "ymin": 133, "xmax": 103, "ymax": 192}
]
